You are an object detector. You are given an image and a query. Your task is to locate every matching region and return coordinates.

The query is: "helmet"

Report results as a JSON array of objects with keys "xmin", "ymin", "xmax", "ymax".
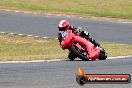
[{"xmin": 58, "ymin": 20, "xmax": 70, "ymax": 31}]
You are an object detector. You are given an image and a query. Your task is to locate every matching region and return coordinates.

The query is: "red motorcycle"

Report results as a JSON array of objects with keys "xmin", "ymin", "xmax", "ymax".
[{"xmin": 60, "ymin": 30, "xmax": 107, "ymax": 61}]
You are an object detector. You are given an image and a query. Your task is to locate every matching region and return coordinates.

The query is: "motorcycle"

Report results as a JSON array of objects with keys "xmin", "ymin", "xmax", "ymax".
[{"xmin": 59, "ymin": 30, "xmax": 107, "ymax": 61}]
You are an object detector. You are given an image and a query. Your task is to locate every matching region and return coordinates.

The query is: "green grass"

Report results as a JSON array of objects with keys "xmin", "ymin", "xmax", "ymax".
[
  {"xmin": 0, "ymin": 34, "xmax": 67, "ymax": 61},
  {"xmin": 0, "ymin": 0, "xmax": 132, "ymax": 19},
  {"xmin": 0, "ymin": 33, "xmax": 132, "ymax": 61}
]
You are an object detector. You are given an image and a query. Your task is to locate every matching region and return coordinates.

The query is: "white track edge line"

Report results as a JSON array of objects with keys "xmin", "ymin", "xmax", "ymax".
[
  {"xmin": 0, "ymin": 55, "xmax": 131, "ymax": 63},
  {"xmin": 107, "ymin": 55, "xmax": 132, "ymax": 59}
]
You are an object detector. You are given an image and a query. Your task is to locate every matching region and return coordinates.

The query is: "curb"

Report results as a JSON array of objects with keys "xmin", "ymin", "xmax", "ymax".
[
  {"xmin": 0, "ymin": 32, "xmax": 50, "ymax": 39},
  {"xmin": 1, "ymin": 8, "xmax": 132, "ymax": 22},
  {"xmin": 0, "ymin": 59, "xmax": 63, "ymax": 64},
  {"xmin": 0, "ymin": 9, "xmax": 74, "ymax": 19}
]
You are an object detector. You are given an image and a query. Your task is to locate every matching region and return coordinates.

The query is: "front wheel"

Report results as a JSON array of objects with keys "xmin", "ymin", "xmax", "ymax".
[
  {"xmin": 68, "ymin": 52, "xmax": 76, "ymax": 61},
  {"xmin": 70, "ymin": 45, "xmax": 89, "ymax": 61}
]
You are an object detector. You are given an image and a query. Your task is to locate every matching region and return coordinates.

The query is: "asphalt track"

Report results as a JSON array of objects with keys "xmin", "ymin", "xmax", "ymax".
[
  {"xmin": 0, "ymin": 10, "xmax": 132, "ymax": 88},
  {"xmin": 0, "ymin": 57, "xmax": 132, "ymax": 88},
  {"xmin": 0, "ymin": 10, "xmax": 132, "ymax": 44}
]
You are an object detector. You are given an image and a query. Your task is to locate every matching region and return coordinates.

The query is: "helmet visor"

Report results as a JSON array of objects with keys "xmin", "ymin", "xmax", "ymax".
[{"xmin": 58, "ymin": 26, "xmax": 67, "ymax": 31}]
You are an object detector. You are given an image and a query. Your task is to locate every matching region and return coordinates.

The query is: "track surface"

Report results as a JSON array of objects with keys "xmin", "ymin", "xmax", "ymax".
[
  {"xmin": 0, "ymin": 10, "xmax": 132, "ymax": 88},
  {"xmin": 0, "ymin": 10, "xmax": 132, "ymax": 44},
  {"xmin": 0, "ymin": 57, "xmax": 132, "ymax": 88}
]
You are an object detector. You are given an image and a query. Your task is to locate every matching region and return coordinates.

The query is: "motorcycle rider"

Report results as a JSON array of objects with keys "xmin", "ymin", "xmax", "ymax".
[
  {"xmin": 58, "ymin": 20, "xmax": 100, "ymax": 47},
  {"xmin": 57, "ymin": 20, "xmax": 101, "ymax": 60}
]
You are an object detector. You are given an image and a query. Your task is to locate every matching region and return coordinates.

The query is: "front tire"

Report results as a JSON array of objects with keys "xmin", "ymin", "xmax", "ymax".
[
  {"xmin": 68, "ymin": 52, "xmax": 76, "ymax": 61},
  {"xmin": 70, "ymin": 45, "xmax": 89, "ymax": 61}
]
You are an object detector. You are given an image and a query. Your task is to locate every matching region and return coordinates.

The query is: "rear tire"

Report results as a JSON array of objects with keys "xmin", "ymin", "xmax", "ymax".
[
  {"xmin": 98, "ymin": 51, "xmax": 107, "ymax": 60},
  {"xmin": 70, "ymin": 46, "xmax": 89, "ymax": 61}
]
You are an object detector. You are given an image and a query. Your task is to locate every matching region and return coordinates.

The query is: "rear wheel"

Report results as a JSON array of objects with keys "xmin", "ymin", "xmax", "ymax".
[
  {"xmin": 98, "ymin": 47, "xmax": 107, "ymax": 60},
  {"xmin": 70, "ymin": 45, "xmax": 89, "ymax": 61}
]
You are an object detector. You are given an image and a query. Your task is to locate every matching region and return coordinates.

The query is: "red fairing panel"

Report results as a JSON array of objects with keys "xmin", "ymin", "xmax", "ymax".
[
  {"xmin": 72, "ymin": 36, "xmax": 100, "ymax": 60},
  {"xmin": 61, "ymin": 30, "xmax": 100, "ymax": 60}
]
